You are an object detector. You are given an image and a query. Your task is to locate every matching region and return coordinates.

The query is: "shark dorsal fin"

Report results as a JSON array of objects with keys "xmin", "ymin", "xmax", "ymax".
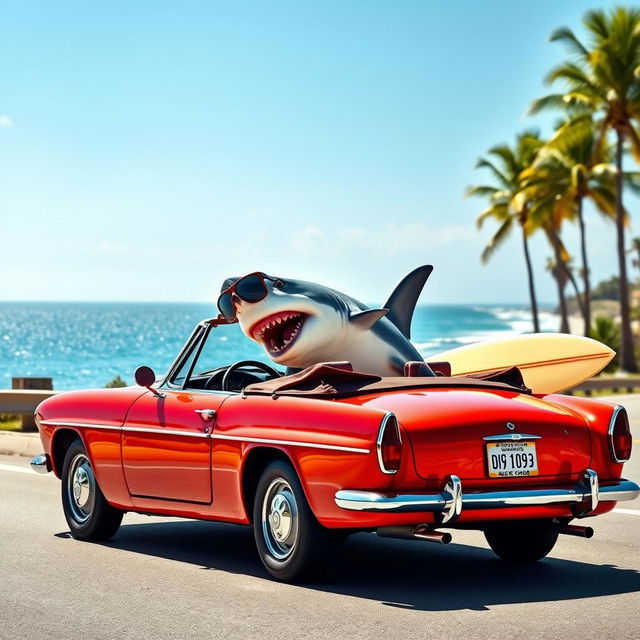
[{"xmin": 383, "ymin": 265, "xmax": 433, "ymax": 339}]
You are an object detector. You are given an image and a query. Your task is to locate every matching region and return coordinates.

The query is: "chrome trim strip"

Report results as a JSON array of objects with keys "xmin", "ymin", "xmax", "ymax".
[
  {"xmin": 376, "ymin": 412, "xmax": 400, "ymax": 474},
  {"xmin": 39, "ymin": 420, "xmax": 370, "ymax": 452},
  {"xmin": 335, "ymin": 489, "xmax": 448, "ymax": 512},
  {"xmin": 211, "ymin": 433, "xmax": 370, "ymax": 454},
  {"xmin": 334, "ymin": 475, "xmax": 640, "ymax": 513},
  {"xmin": 30, "ymin": 454, "xmax": 51, "ymax": 474},
  {"xmin": 483, "ymin": 433, "xmax": 542, "ymax": 441},
  {"xmin": 123, "ymin": 426, "xmax": 209, "ymax": 439},
  {"xmin": 608, "ymin": 405, "xmax": 630, "ymax": 463},
  {"xmin": 598, "ymin": 481, "xmax": 640, "ymax": 502},
  {"xmin": 40, "ymin": 420, "xmax": 122, "ymax": 430}
]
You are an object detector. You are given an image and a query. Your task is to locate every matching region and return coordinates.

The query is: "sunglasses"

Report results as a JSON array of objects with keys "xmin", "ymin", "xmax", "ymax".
[{"xmin": 217, "ymin": 272, "xmax": 281, "ymax": 322}]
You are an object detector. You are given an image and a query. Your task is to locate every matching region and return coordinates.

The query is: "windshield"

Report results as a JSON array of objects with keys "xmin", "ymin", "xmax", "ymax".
[{"xmin": 169, "ymin": 320, "xmax": 266, "ymax": 388}]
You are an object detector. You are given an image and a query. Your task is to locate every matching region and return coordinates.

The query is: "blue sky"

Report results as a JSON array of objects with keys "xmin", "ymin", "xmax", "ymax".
[{"xmin": 0, "ymin": 0, "xmax": 631, "ymax": 304}]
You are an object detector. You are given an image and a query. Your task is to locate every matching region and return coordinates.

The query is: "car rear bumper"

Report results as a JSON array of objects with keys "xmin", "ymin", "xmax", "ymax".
[
  {"xmin": 334, "ymin": 470, "xmax": 640, "ymax": 523},
  {"xmin": 30, "ymin": 453, "xmax": 52, "ymax": 474}
]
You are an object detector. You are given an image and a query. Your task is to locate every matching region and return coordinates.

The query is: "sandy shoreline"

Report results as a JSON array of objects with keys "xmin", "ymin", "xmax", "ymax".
[{"xmin": 567, "ymin": 314, "xmax": 586, "ymax": 335}]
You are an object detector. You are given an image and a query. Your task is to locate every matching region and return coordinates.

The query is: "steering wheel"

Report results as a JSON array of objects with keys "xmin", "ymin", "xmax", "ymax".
[{"xmin": 221, "ymin": 360, "xmax": 282, "ymax": 392}]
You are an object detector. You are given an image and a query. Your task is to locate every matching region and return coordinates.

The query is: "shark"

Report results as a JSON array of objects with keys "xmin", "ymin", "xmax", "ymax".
[{"xmin": 219, "ymin": 265, "xmax": 434, "ymax": 377}]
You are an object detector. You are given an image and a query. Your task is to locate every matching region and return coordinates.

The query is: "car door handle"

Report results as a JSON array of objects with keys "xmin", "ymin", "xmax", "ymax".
[{"xmin": 194, "ymin": 409, "xmax": 217, "ymax": 421}]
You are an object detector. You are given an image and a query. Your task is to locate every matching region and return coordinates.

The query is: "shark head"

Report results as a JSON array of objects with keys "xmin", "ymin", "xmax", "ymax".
[
  {"xmin": 219, "ymin": 273, "xmax": 359, "ymax": 367},
  {"xmin": 219, "ymin": 266, "xmax": 433, "ymax": 373}
]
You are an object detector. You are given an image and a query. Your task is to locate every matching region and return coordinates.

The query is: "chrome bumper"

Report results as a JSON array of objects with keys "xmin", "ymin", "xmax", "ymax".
[
  {"xmin": 334, "ymin": 470, "xmax": 640, "ymax": 522},
  {"xmin": 30, "ymin": 454, "xmax": 51, "ymax": 474}
]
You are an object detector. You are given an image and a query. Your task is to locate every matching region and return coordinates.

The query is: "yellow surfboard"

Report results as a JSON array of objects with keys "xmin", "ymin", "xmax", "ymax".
[{"xmin": 429, "ymin": 333, "xmax": 615, "ymax": 394}]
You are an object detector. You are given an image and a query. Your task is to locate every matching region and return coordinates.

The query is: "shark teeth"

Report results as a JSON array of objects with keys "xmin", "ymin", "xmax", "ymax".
[{"xmin": 250, "ymin": 311, "xmax": 308, "ymax": 356}]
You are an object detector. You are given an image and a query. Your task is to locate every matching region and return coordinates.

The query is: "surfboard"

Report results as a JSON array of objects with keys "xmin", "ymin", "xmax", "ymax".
[{"xmin": 428, "ymin": 333, "xmax": 615, "ymax": 394}]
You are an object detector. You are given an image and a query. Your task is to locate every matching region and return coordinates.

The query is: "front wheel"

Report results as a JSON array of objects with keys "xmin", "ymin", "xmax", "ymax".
[
  {"xmin": 253, "ymin": 461, "xmax": 331, "ymax": 581},
  {"xmin": 484, "ymin": 520, "xmax": 558, "ymax": 563},
  {"xmin": 61, "ymin": 439, "xmax": 123, "ymax": 541}
]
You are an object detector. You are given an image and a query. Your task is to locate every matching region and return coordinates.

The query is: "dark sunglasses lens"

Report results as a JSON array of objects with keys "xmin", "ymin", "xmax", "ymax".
[
  {"xmin": 217, "ymin": 292, "xmax": 236, "ymax": 321},
  {"xmin": 236, "ymin": 274, "xmax": 268, "ymax": 303}
]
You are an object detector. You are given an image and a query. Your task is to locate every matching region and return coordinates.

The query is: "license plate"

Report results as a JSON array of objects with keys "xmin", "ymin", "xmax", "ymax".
[{"xmin": 486, "ymin": 441, "xmax": 538, "ymax": 478}]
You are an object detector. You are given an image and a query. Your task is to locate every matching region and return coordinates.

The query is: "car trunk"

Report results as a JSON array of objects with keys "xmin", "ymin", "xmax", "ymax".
[{"xmin": 357, "ymin": 388, "xmax": 592, "ymax": 486}]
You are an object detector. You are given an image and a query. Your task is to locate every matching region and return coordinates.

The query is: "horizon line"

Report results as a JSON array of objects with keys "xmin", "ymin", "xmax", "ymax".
[{"xmin": 0, "ymin": 299, "xmax": 557, "ymax": 307}]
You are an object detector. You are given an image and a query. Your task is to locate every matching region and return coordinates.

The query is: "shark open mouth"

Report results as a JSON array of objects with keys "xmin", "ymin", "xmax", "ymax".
[{"xmin": 250, "ymin": 311, "xmax": 308, "ymax": 357}]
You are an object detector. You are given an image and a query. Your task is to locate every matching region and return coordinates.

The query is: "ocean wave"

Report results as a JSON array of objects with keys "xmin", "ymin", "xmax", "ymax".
[{"xmin": 484, "ymin": 306, "xmax": 558, "ymax": 333}]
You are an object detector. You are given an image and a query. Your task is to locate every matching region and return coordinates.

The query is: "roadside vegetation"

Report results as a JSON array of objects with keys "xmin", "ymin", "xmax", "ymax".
[
  {"xmin": 105, "ymin": 375, "xmax": 127, "ymax": 388},
  {"xmin": 467, "ymin": 6, "xmax": 640, "ymax": 374},
  {"xmin": 0, "ymin": 414, "xmax": 21, "ymax": 431}
]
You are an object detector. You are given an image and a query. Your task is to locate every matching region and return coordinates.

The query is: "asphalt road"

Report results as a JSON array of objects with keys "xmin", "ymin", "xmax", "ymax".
[{"xmin": 1, "ymin": 396, "xmax": 639, "ymax": 640}]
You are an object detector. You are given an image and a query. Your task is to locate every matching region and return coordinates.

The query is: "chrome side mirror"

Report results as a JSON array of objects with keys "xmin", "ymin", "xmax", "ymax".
[{"xmin": 134, "ymin": 366, "xmax": 165, "ymax": 398}]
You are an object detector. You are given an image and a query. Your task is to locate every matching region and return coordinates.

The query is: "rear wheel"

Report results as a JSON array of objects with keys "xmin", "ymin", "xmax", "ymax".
[
  {"xmin": 253, "ymin": 461, "xmax": 331, "ymax": 581},
  {"xmin": 484, "ymin": 520, "xmax": 558, "ymax": 563},
  {"xmin": 61, "ymin": 439, "xmax": 123, "ymax": 541}
]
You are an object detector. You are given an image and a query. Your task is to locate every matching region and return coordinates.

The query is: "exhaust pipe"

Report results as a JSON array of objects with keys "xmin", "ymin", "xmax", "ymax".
[
  {"xmin": 377, "ymin": 525, "xmax": 452, "ymax": 544},
  {"xmin": 556, "ymin": 524, "xmax": 594, "ymax": 538}
]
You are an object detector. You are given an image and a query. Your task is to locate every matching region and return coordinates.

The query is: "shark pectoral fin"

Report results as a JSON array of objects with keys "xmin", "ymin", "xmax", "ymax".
[
  {"xmin": 349, "ymin": 308, "xmax": 389, "ymax": 330},
  {"xmin": 383, "ymin": 265, "xmax": 433, "ymax": 339}
]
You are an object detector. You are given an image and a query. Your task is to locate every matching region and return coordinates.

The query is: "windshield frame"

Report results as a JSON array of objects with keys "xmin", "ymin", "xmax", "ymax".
[{"xmin": 159, "ymin": 315, "xmax": 236, "ymax": 391}]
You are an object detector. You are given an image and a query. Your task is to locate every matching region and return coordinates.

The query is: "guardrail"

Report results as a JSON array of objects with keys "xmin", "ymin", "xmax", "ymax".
[
  {"xmin": 0, "ymin": 389, "xmax": 58, "ymax": 413},
  {"xmin": 0, "ymin": 390, "xmax": 59, "ymax": 431},
  {"xmin": 566, "ymin": 377, "xmax": 640, "ymax": 395}
]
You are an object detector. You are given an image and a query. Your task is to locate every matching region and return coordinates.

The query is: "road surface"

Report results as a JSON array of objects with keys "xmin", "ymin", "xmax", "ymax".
[{"xmin": 1, "ymin": 395, "xmax": 638, "ymax": 640}]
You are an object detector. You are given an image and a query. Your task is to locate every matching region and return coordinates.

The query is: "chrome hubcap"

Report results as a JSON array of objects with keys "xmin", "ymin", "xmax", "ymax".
[
  {"xmin": 261, "ymin": 478, "xmax": 298, "ymax": 560},
  {"xmin": 73, "ymin": 466, "xmax": 91, "ymax": 507},
  {"xmin": 67, "ymin": 453, "xmax": 96, "ymax": 523}
]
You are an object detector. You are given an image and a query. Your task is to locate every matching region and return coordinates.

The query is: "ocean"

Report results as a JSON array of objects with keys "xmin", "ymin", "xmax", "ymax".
[{"xmin": 0, "ymin": 302, "xmax": 558, "ymax": 391}]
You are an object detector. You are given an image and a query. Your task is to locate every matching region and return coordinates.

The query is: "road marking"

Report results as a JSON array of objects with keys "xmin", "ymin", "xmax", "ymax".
[
  {"xmin": 0, "ymin": 462, "xmax": 54, "ymax": 478},
  {"xmin": 0, "ymin": 462, "xmax": 33, "ymax": 475},
  {"xmin": 613, "ymin": 508, "xmax": 640, "ymax": 516}
]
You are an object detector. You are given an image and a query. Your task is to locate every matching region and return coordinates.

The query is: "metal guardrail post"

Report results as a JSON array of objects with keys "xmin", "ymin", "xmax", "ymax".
[{"xmin": 12, "ymin": 378, "xmax": 53, "ymax": 431}]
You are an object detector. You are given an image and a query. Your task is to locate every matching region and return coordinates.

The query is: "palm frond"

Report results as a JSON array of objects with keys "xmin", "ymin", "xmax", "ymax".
[
  {"xmin": 465, "ymin": 185, "xmax": 500, "ymax": 198},
  {"xmin": 588, "ymin": 184, "xmax": 616, "ymax": 216},
  {"xmin": 549, "ymin": 26, "xmax": 590, "ymax": 60},
  {"xmin": 623, "ymin": 171, "xmax": 640, "ymax": 195},
  {"xmin": 556, "ymin": 234, "xmax": 572, "ymax": 264},
  {"xmin": 583, "ymin": 9, "xmax": 609, "ymax": 41},
  {"xmin": 481, "ymin": 217, "xmax": 513, "ymax": 264},
  {"xmin": 545, "ymin": 63, "xmax": 603, "ymax": 101},
  {"xmin": 476, "ymin": 203, "xmax": 509, "ymax": 229},
  {"xmin": 487, "ymin": 144, "xmax": 518, "ymax": 176},
  {"xmin": 527, "ymin": 94, "xmax": 569, "ymax": 115},
  {"xmin": 545, "ymin": 113, "xmax": 595, "ymax": 154},
  {"xmin": 475, "ymin": 158, "xmax": 511, "ymax": 189}
]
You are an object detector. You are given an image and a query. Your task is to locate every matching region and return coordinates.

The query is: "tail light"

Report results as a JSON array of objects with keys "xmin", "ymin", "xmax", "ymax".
[
  {"xmin": 609, "ymin": 406, "xmax": 632, "ymax": 463},
  {"xmin": 377, "ymin": 413, "xmax": 402, "ymax": 474}
]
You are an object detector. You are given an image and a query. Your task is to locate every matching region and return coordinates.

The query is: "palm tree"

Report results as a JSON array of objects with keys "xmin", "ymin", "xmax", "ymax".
[
  {"xmin": 529, "ymin": 6, "xmax": 640, "ymax": 371},
  {"xmin": 523, "ymin": 175, "xmax": 583, "ymax": 334},
  {"xmin": 523, "ymin": 114, "xmax": 618, "ymax": 335},
  {"xmin": 467, "ymin": 131, "xmax": 544, "ymax": 332},
  {"xmin": 546, "ymin": 257, "xmax": 570, "ymax": 333}
]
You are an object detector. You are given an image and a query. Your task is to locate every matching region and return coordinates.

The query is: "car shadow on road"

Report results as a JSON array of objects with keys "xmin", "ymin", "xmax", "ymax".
[{"xmin": 59, "ymin": 519, "xmax": 640, "ymax": 612}]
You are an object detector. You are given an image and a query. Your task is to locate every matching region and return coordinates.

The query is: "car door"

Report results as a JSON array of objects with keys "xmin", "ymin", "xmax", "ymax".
[{"xmin": 121, "ymin": 389, "xmax": 227, "ymax": 503}]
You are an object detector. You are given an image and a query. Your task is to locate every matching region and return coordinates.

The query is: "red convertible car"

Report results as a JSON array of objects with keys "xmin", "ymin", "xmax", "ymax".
[{"xmin": 32, "ymin": 317, "xmax": 639, "ymax": 581}]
